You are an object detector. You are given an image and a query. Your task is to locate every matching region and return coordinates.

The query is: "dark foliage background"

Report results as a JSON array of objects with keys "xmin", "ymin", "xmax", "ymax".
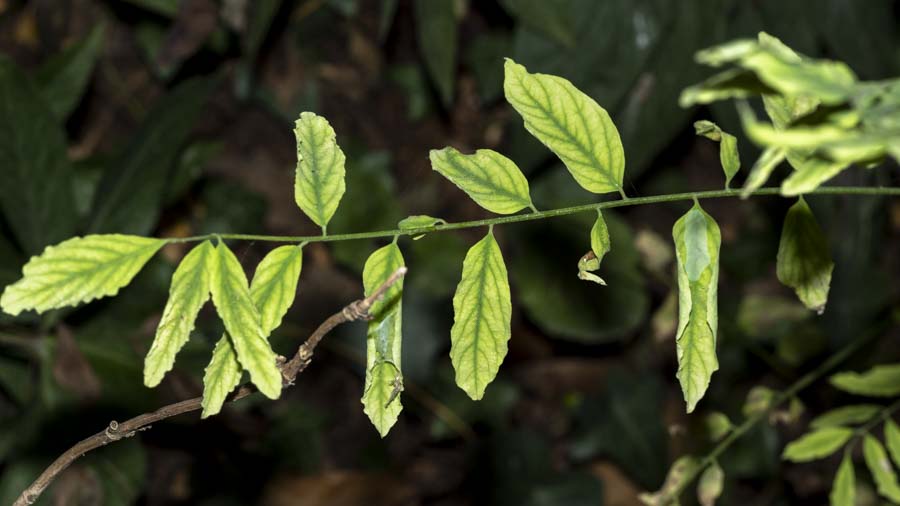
[{"xmin": 0, "ymin": 1, "xmax": 898, "ymax": 504}]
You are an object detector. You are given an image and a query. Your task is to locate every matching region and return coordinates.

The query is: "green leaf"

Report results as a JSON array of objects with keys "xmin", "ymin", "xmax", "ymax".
[
  {"xmin": 780, "ymin": 158, "xmax": 849, "ymax": 197},
  {"xmin": 0, "ymin": 57, "xmax": 79, "ymax": 254},
  {"xmin": 705, "ymin": 412, "xmax": 733, "ymax": 441},
  {"xmin": 590, "ymin": 210, "xmax": 611, "ymax": 264},
  {"xmin": 293, "ymin": 112, "xmax": 347, "ymax": 232},
  {"xmin": 783, "ymin": 427, "xmax": 853, "ymax": 462},
  {"xmin": 144, "ymin": 241, "xmax": 213, "ymax": 387},
  {"xmin": 361, "ymin": 243, "xmax": 405, "ymax": 436},
  {"xmin": 450, "ymin": 231, "xmax": 511, "ymax": 400},
  {"xmin": 201, "ymin": 245, "xmax": 302, "ymax": 417},
  {"xmin": 209, "ymin": 243, "xmax": 282, "ymax": 399},
  {"xmin": 741, "ymin": 146, "xmax": 786, "ymax": 197},
  {"xmin": 694, "ymin": 120, "xmax": 741, "ymax": 188},
  {"xmin": 863, "ymin": 434, "xmax": 900, "ymax": 503},
  {"xmin": 830, "ymin": 453, "xmax": 855, "ymax": 506},
  {"xmin": 429, "ymin": 147, "xmax": 534, "ymax": 214},
  {"xmin": 697, "ymin": 461, "xmax": 724, "ymax": 506},
  {"xmin": 499, "ymin": 0, "xmax": 576, "ymax": 48},
  {"xmin": 885, "ymin": 420, "xmax": 900, "ymax": 469},
  {"xmin": 638, "ymin": 456, "xmax": 700, "ymax": 506},
  {"xmin": 810, "ymin": 404, "xmax": 881, "ymax": 429},
  {"xmin": 776, "ymin": 198, "xmax": 834, "ymax": 313},
  {"xmin": 35, "ymin": 24, "xmax": 105, "ymax": 120},
  {"xmin": 1, "ymin": 235, "xmax": 164, "ymax": 316},
  {"xmin": 672, "ymin": 202, "xmax": 721, "ymax": 413},
  {"xmin": 398, "ymin": 215, "xmax": 447, "ymax": 230},
  {"xmin": 503, "ymin": 59, "xmax": 625, "ymax": 195},
  {"xmin": 413, "ymin": 0, "xmax": 457, "ymax": 105},
  {"xmin": 118, "ymin": 0, "xmax": 179, "ymax": 17},
  {"xmin": 831, "ymin": 364, "xmax": 900, "ymax": 397}
]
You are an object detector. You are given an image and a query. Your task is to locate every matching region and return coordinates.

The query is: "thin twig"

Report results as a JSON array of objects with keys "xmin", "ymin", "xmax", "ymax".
[{"xmin": 13, "ymin": 267, "xmax": 408, "ymax": 506}]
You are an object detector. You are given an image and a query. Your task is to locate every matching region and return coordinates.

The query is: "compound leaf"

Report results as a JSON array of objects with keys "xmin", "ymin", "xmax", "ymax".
[
  {"xmin": 830, "ymin": 453, "xmax": 855, "ymax": 506},
  {"xmin": 201, "ymin": 334, "xmax": 242, "ymax": 418},
  {"xmin": 776, "ymin": 198, "xmax": 834, "ymax": 313},
  {"xmin": 831, "ymin": 364, "xmax": 900, "ymax": 397},
  {"xmin": 430, "ymin": 147, "xmax": 534, "ymax": 214},
  {"xmin": 450, "ymin": 231, "xmax": 511, "ymax": 400},
  {"xmin": 361, "ymin": 243, "xmax": 405, "ymax": 436},
  {"xmin": 504, "ymin": 59, "xmax": 625, "ymax": 195},
  {"xmin": 144, "ymin": 240, "xmax": 213, "ymax": 387},
  {"xmin": 864, "ymin": 434, "xmax": 900, "ymax": 503},
  {"xmin": 672, "ymin": 202, "xmax": 721, "ymax": 413},
  {"xmin": 1, "ymin": 235, "xmax": 164, "ymax": 316},
  {"xmin": 694, "ymin": 120, "xmax": 740, "ymax": 188},
  {"xmin": 294, "ymin": 112, "xmax": 346, "ymax": 232},
  {"xmin": 209, "ymin": 243, "xmax": 281, "ymax": 399},
  {"xmin": 783, "ymin": 427, "xmax": 853, "ymax": 462},
  {"xmin": 810, "ymin": 404, "xmax": 881, "ymax": 429}
]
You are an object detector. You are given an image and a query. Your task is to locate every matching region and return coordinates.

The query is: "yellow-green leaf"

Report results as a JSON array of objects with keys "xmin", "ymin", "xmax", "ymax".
[
  {"xmin": 1, "ymin": 234, "xmax": 164, "ymax": 316},
  {"xmin": 697, "ymin": 461, "xmax": 724, "ymax": 506},
  {"xmin": 780, "ymin": 158, "xmax": 850, "ymax": 196},
  {"xmin": 202, "ymin": 245, "xmax": 303, "ymax": 417},
  {"xmin": 503, "ymin": 59, "xmax": 625, "ymax": 195},
  {"xmin": 361, "ymin": 243, "xmax": 405, "ymax": 436},
  {"xmin": 429, "ymin": 147, "xmax": 534, "ymax": 214},
  {"xmin": 673, "ymin": 202, "xmax": 721, "ymax": 413},
  {"xmin": 294, "ymin": 112, "xmax": 346, "ymax": 232},
  {"xmin": 831, "ymin": 364, "xmax": 900, "ymax": 397},
  {"xmin": 398, "ymin": 215, "xmax": 447, "ymax": 231},
  {"xmin": 450, "ymin": 231, "xmax": 511, "ymax": 400},
  {"xmin": 694, "ymin": 120, "xmax": 741, "ymax": 189},
  {"xmin": 741, "ymin": 146, "xmax": 786, "ymax": 198},
  {"xmin": 776, "ymin": 198, "xmax": 834, "ymax": 313},
  {"xmin": 783, "ymin": 427, "xmax": 853, "ymax": 462},
  {"xmin": 209, "ymin": 243, "xmax": 281, "ymax": 399},
  {"xmin": 830, "ymin": 453, "xmax": 855, "ymax": 506},
  {"xmin": 591, "ymin": 210, "xmax": 611, "ymax": 264},
  {"xmin": 144, "ymin": 240, "xmax": 213, "ymax": 387},
  {"xmin": 886, "ymin": 420, "xmax": 900, "ymax": 469},
  {"xmin": 863, "ymin": 434, "xmax": 900, "ymax": 503},
  {"xmin": 810, "ymin": 404, "xmax": 881, "ymax": 429}
]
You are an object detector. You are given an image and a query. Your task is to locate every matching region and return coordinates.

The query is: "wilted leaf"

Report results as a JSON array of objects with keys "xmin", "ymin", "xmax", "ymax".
[
  {"xmin": 672, "ymin": 202, "xmax": 721, "ymax": 413},
  {"xmin": 294, "ymin": 112, "xmax": 347, "ymax": 232},
  {"xmin": 830, "ymin": 364, "xmax": 900, "ymax": 397},
  {"xmin": 776, "ymin": 198, "xmax": 834, "ymax": 313},
  {"xmin": 694, "ymin": 120, "xmax": 741, "ymax": 188},
  {"xmin": 782, "ymin": 427, "xmax": 853, "ymax": 462},
  {"xmin": 450, "ymin": 231, "xmax": 511, "ymax": 400},
  {"xmin": 144, "ymin": 240, "xmax": 213, "ymax": 387},
  {"xmin": 863, "ymin": 434, "xmax": 900, "ymax": 502},
  {"xmin": 430, "ymin": 147, "xmax": 534, "ymax": 214},
  {"xmin": 638, "ymin": 456, "xmax": 699, "ymax": 506},
  {"xmin": 1, "ymin": 235, "xmax": 164, "ymax": 316}
]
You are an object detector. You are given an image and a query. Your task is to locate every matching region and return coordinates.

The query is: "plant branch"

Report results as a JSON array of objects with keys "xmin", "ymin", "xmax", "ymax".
[
  {"xmin": 166, "ymin": 186, "xmax": 900, "ymax": 245},
  {"xmin": 13, "ymin": 267, "xmax": 408, "ymax": 506}
]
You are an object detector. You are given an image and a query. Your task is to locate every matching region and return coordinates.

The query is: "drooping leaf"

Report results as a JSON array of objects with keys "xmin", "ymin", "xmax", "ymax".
[
  {"xmin": 810, "ymin": 404, "xmax": 881, "ymax": 429},
  {"xmin": 886, "ymin": 420, "xmax": 900, "ymax": 469},
  {"xmin": 782, "ymin": 427, "xmax": 853, "ymax": 462},
  {"xmin": 88, "ymin": 78, "xmax": 214, "ymax": 235},
  {"xmin": 590, "ymin": 210, "xmax": 611, "ymax": 264},
  {"xmin": 209, "ymin": 243, "xmax": 282, "ymax": 399},
  {"xmin": 361, "ymin": 243, "xmax": 405, "ymax": 436},
  {"xmin": 741, "ymin": 146, "xmax": 786, "ymax": 197},
  {"xmin": 201, "ymin": 245, "xmax": 303, "ymax": 417},
  {"xmin": 694, "ymin": 120, "xmax": 741, "ymax": 188},
  {"xmin": 35, "ymin": 24, "xmax": 105, "ymax": 120},
  {"xmin": 776, "ymin": 198, "xmax": 834, "ymax": 313},
  {"xmin": 144, "ymin": 240, "xmax": 214, "ymax": 387},
  {"xmin": 780, "ymin": 158, "xmax": 849, "ymax": 197},
  {"xmin": 450, "ymin": 231, "xmax": 511, "ymax": 400},
  {"xmin": 429, "ymin": 147, "xmax": 534, "ymax": 214},
  {"xmin": 413, "ymin": 0, "xmax": 457, "ymax": 105},
  {"xmin": 638, "ymin": 456, "xmax": 700, "ymax": 506},
  {"xmin": 499, "ymin": 0, "xmax": 576, "ymax": 48},
  {"xmin": 863, "ymin": 434, "xmax": 900, "ymax": 502},
  {"xmin": 0, "ymin": 57, "xmax": 79, "ymax": 254},
  {"xmin": 1, "ymin": 235, "xmax": 165, "ymax": 316},
  {"xmin": 831, "ymin": 364, "xmax": 900, "ymax": 397},
  {"xmin": 503, "ymin": 59, "xmax": 625, "ymax": 195},
  {"xmin": 830, "ymin": 452, "xmax": 855, "ymax": 506},
  {"xmin": 293, "ymin": 112, "xmax": 347, "ymax": 232},
  {"xmin": 697, "ymin": 461, "xmax": 724, "ymax": 506},
  {"xmin": 672, "ymin": 202, "xmax": 721, "ymax": 413}
]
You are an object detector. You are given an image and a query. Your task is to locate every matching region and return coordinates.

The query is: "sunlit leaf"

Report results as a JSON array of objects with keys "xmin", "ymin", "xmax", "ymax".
[
  {"xmin": 144, "ymin": 240, "xmax": 213, "ymax": 387},
  {"xmin": 590, "ymin": 210, "xmax": 611, "ymax": 264},
  {"xmin": 209, "ymin": 243, "xmax": 282, "ymax": 399},
  {"xmin": 780, "ymin": 158, "xmax": 849, "ymax": 197},
  {"xmin": 830, "ymin": 453, "xmax": 855, "ymax": 506},
  {"xmin": 697, "ymin": 461, "xmax": 724, "ymax": 506},
  {"xmin": 810, "ymin": 404, "xmax": 880, "ymax": 429},
  {"xmin": 450, "ymin": 231, "xmax": 511, "ymax": 400},
  {"xmin": 863, "ymin": 434, "xmax": 900, "ymax": 503},
  {"xmin": 672, "ymin": 202, "xmax": 721, "ymax": 413},
  {"xmin": 504, "ymin": 59, "xmax": 625, "ymax": 195},
  {"xmin": 1, "ymin": 235, "xmax": 164, "ymax": 316},
  {"xmin": 885, "ymin": 420, "xmax": 900, "ymax": 469},
  {"xmin": 413, "ymin": 0, "xmax": 457, "ymax": 105},
  {"xmin": 694, "ymin": 120, "xmax": 741, "ymax": 188},
  {"xmin": 783, "ymin": 427, "xmax": 853, "ymax": 462},
  {"xmin": 361, "ymin": 243, "xmax": 405, "ymax": 436},
  {"xmin": 741, "ymin": 146, "xmax": 786, "ymax": 197},
  {"xmin": 430, "ymin": 147, "xmax": 534, "ymax": 214},
  {"xmin": 831, "ymin": 364, "xmax": 900, "ymax": 397},
  {"xmin": 201, "ymin": 334, "xmax": 242, "ymax": 418},
  {"xmin": 294, "ymin": 112, "xmax": 347, "ymax": 232},
  {"xmin": 35, "ymin": 24, "xmax": 105, "ymax": 120},
  {"xmin": 776, "ymin": 198, "xmax": 834, "ymax": 313},
  {"xmin": 398, "ymin": 215, "xmax": 447, "ymax": 231}
]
